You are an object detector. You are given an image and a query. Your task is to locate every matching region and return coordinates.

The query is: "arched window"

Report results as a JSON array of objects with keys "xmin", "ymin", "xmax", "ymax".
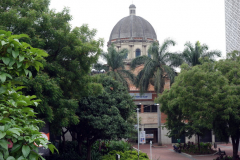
[
  {"xmin": 148, "ymin": 53, "xmax": 151, "ymax": 58},
  {"xmin": 124, "ymin": 53, "xmax": 128, "ymax": 59},
  {"xmin": 135, "ymin": 49, "xmax": 141, "ymax": 57},
  {"xmin": 121, "ymin": 48, "xmax": 128, "ymax": 59}
]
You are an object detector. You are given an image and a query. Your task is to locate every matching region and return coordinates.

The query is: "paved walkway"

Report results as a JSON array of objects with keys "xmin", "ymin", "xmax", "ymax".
[{"xmin": 133, "ymin": 143, "xmax": 239, "ymax": 160}]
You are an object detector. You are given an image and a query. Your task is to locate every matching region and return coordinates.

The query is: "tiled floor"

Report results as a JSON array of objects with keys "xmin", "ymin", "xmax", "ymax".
[{"xmin": 132, "ymin": 143, "xmax": 239, "ymax": 160}]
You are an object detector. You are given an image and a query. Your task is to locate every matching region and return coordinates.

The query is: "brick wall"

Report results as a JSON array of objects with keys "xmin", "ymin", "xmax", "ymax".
[{"xmin": 126, "ymin": 64, "xmax": 170, "ymax": 124}]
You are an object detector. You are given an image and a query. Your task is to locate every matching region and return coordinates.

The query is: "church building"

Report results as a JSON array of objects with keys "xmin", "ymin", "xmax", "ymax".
[
  {"xmin": 107, "ymin": 4, "xmax": 220, "ymax": 145},
  {"xmin": 107, "ymin": 4, "xmax": 172, "ymax": 144}
]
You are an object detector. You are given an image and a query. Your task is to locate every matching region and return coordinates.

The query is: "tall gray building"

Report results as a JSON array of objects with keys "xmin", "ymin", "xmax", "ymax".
[{"xmin": 225, "ymin": 0, "xmax": 240, "ymax": 53}]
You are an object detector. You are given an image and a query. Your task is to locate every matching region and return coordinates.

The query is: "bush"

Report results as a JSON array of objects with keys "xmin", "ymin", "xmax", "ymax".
[
  {"xmin": 47, "ymin": 141, "xmax": 102, "ymax": 160},
  {"xmin": 178, "ymin": 141, "xmax": 215, "ymax": 154},
  {"xmin": 102, "ymin": 150, "xmax": 149, "ymax": 160},
  {"xmin": 108, "ymin": 140, "xmax": 133, "ymax": 152}
]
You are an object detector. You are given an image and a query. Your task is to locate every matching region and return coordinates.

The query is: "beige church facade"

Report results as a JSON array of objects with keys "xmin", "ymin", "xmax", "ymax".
[{"xmin": 107, "ymin": 4, "xmax": 220, "ymax": 144}]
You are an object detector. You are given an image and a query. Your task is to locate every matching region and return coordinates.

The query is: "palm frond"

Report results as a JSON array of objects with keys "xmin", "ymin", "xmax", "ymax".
[
  {"xmin": 114, "ymin": 71, "xmax": 129, "ymax": 89},
  {"xmin": 159, "ymin": 39, "xmax": 176, "ymax": 57},
  {"xmin": 181, "ymin": 48, "xmax": 194, "ymax": 66},
  {"xmin": 103, "ymin": 44, "xmax": 128, "ymax": 71},
  {"xmin": 118, "ymin": 69, "xmax": 135, "ymax": 84},
  {"xmin": 202, "ymin": 50, "xmax": 221, "ymax": 59},
  {"xmin": 184, "ymin": 42, "xmax": 195, "ymax": 53},
  {"xmin": 166, "ymin": 53, "xmax": 184, "ymax": 67},
  {"xmin": 182, "ymin": 41, "xmax": 220, "ymax": 66},
  {"xmin": 154, "ymin": 68, "xmax": 163, "ymax": 94},
  {"xmin": 148, "ymin": 42, "xmax": 159, "ymax": 60},
  {"xmin": 130, "ymin": 55, "xmax": 151, "ymax": 69},
  {"xmin": 136, "ymin": 60, "xmax": 158, "ymax": 93},
  {"xmin": 163, "ymin": 65, "xmax": 176, "ymax": 84}
]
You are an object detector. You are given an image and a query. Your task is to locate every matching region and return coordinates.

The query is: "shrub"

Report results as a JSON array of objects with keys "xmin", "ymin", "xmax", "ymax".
[
  {"xmin": 108, "ymin": 140, "xmax": 133, "ymax": 152},
  {"xmin": 179, "ymin": 141, "xmax": 215, "ymax": 155},
  {"xmin": 101, "ymin": 150, "xmax": 149, "ymax": 160}
]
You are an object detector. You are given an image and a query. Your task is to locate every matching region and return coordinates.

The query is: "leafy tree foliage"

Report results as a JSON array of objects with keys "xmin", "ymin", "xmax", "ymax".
[
  {"xmin": 0, "ymin": 0, "xmax": 50, "ymax": 47},
  {"xmin": 0, "ymin": 30, "xmax": 57, "ymax": 160},
  {"xmin": 92, "ymin": 63, "xmax": 109, "ymax": 72},
  {"xmin": 69, "ymin": 74, "xmax": 136, "ymax": 160},
  {"xmin": 156, "ymin": 53, "xmax": 240, "ymax": 159},
  {"xmin": 0, "ymin": 0, "xmax": 104, "ymax": 138},
  {"xmin": 101, "ymin": 44, "xmax": 135, "ymax": 89},
  {"xmin": 131, "ymin": 39, "xmax": 181, "ymax": 94},
  {"xmin": 180, "ymin": 41, "xmax": 221, "ymax": 66}
]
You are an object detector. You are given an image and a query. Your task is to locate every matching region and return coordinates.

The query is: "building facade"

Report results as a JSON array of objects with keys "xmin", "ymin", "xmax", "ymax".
[
  {"xmin": 108, "ymin": 4, "xmax": 176, "ymax": 144},
  {"xmin": 225, "ymin": 0, "xmax": 240, "ymax": 53},
  {"xmin": 107, "ymin": 4, "xmax": 226, "ymax": 144}
]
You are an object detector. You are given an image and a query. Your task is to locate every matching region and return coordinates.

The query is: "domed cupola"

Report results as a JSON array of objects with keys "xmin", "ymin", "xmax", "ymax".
[
  {"xmin": 108, "ymin": 4, "xmax": 158, "ymax": 60},
  {"xmin": 129, "ymin": 4, "xmax": 136, "ymax": 15}
]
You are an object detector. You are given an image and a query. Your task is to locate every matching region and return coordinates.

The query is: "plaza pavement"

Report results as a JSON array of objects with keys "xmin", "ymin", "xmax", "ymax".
[{"xmin": 133, "ymin": 143, "xmax": 240, "ymax": 160}]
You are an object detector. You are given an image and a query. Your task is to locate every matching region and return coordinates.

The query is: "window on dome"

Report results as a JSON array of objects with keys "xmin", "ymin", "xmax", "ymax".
[{"xmin": 135, "ymin": 49, "xmax": 141, "ymax": 57}]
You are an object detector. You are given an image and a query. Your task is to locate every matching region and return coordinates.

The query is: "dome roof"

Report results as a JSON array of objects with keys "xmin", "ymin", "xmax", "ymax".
[
  {"xmin": 109, "ymin": 15, "xmax": 157, "ymax": 41},
  {"xmin": 129, "ymin": 4, "xmax": 136, "ymax": 8}
]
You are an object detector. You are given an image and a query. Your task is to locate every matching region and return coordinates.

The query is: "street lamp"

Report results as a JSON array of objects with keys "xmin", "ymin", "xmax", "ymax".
[
  {"xmin": 137, "ymin": 103, "xmax": 141, "ymax": 159},
  {"xmin": 157, "ymin": 103, "xmax": 162, "ymax": 146}
]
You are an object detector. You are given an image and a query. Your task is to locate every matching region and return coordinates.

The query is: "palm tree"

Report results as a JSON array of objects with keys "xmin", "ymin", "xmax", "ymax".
[
  {"xmin": 131, "ymin": 39, "xmax": 181, "ymax": 94},
  {"xmin": 101, "ymin": 44, "xmax": 135, "ymax": 89},
  {"xmin": 181, "ymin": 41, "xmax": 221, "ymax": 66}
]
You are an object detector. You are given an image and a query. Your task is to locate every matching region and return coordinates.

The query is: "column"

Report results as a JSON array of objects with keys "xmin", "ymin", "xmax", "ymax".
[{"xmin": 141, "ymin": 104, "xmax": 144, "ymax": 113}]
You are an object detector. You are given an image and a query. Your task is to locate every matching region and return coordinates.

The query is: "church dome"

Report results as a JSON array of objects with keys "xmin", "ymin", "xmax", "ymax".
[
  {"xmin": 129, "ymin": 4, "xmax": 136, "ymax": 8},
  {"xmin": 109, "ymin": 4, "xmax": 157, "ymax": 42}
]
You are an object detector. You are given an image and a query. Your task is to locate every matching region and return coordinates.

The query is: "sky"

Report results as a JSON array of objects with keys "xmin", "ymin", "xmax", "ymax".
[{"xmin": 49, "ymin": 0, "xmax": 226, "ymax": 62}]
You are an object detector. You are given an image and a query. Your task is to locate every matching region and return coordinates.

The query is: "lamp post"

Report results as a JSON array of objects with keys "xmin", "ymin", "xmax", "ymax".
[
  {"xmin": 157, "ymin": 103, "xmax": 162, "ymax": 146},
  {"xmin": 137, "ymin": 102, "xmax": 141, "ymax": 159}
]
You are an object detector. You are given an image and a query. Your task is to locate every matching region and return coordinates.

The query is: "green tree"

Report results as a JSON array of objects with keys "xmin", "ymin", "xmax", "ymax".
[
  {"xmin": 180, "ymin": 41, "xmax": 221, "ymax": 66},
  {"xmin": 156, "ymin": 56, "xmax": 240, "ymax": 159},
  {"xmin": 0, "ymin": 0, "xmax": 104, "ymax": 141},
  {"xmin": 69, "ymin": 74, "xmax": 136, "ymax": 160},
  {"xmin": 0, "ymin": 30, "xmax": 57, "ymax": 159},
  {"xmin": 101, "ymin": 44, "xmax": 135, "ymax": 89},
  {"xmin": 131, "ymin": 39, "xmax": 181, "ymax": 94},
  {"xmin": 0, "ymin": 0, "xmax": 50, "ymax": 48},
  {"xmin": 214, "ymin": 50, "xmax": 240, "ymax": 159}
]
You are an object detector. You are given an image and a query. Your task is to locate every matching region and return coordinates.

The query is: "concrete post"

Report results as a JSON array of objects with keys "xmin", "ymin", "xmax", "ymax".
[
  {"xmin": 157, "ymin": 104, "xmax": 162, "ymax": 146},
  {"xmin": 212, "ymin": 130, "xmax": 215, "ymax": 144}
]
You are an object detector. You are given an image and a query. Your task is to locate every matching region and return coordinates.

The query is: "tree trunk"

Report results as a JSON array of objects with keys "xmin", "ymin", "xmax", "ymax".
[
  {"xmin": 197, "ymin": 134, "xmax": 200, "ymax": 151},
  {"xmin": 61, "ymin": 130, "xmax": 66, "ymax": 151},
  {"xmin": 231, "ymin": 135, "xmax": 240, "ymax": 160},
  {"xmin": 77, "ymin": 133, "xmax": 83, "ymax": 155},
  {"xmin": 87, "ymin": 138, "xmax": 92, "ymax": 160}
]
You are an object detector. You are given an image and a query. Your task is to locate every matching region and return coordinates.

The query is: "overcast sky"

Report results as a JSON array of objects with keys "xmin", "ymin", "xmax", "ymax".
[{"xmin": 49, "ymin": 0, "xmax": 226, "ymax": 60}]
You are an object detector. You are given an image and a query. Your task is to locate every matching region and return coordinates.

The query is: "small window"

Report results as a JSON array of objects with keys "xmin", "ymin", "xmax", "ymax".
[
  {"xmin": 144, "ymin": 105, "xmax": 151, "ymax": 112},
  {"xmin": 144, "ymin": 105, "xmax": 157, "ymax": 112},
  {"xmin": 151, "ymin": 105, "xmax": 157, "ymax": 112},
  {"xmin": 135, "ymin": 49, "xmax": 141, "ymax": 57}
]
